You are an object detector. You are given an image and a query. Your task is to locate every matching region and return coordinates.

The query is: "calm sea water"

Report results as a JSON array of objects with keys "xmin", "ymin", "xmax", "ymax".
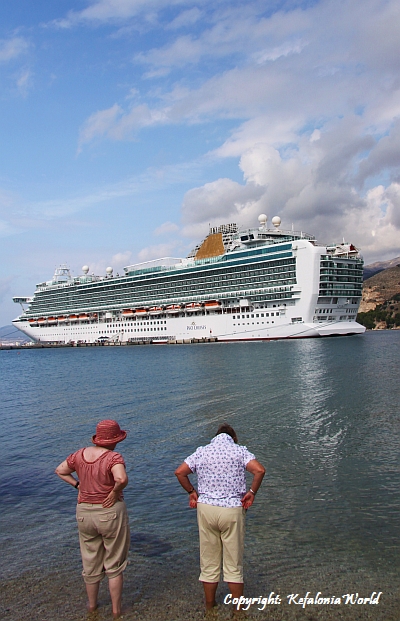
[{"xmin": 0, "ymin": 331, "xmax": 399, "ymax": 618}]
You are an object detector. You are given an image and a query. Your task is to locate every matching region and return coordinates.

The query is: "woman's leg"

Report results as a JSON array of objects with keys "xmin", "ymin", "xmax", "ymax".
[
  {"xmin": 197, "ymin": 503, "xmax": 223, "ymax": 607},
  {"xmin": 77, "ymin": 505, "xmax": 105, "ymax": 610},
  {"xmin": 109, "ymin": 574, "xmax": 123, "ymax": 618},
  {"xmin": 101, "ymin": 502, "xmax": 130, "ymax": 617},
  {"xmin": 85, "ymin": 581, "xmax": 100, "ymax": 612},
  {"xmin": 202, "ymin": 581, "xmax": 219, "ymax": 609}
]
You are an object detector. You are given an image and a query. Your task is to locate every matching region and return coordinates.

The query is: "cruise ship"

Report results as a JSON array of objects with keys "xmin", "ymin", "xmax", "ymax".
[{"xmin": 12, "ymin": 215, "xmax": 365, "ymax": 344}]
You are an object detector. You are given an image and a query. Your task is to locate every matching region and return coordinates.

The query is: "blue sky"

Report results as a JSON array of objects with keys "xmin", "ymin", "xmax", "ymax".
[{"xmin": 1, "ymin": 0, "xmax": 400, "ymax": 325}]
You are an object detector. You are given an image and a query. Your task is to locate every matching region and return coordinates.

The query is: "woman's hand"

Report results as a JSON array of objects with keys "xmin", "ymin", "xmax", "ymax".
[
  {"xmin": 104, "ymin": 463, "xmax": 128, "ymax": 507},
  {"xmin": 102, "ymin": 490, "xmax": 119, "ymax": 508},
  {"xmin": 241, "ymin": 491, "xmax": 255, "ymax": 510},
  {"xmin": 189, "ymin": 490, "xmax": 198, "ymax": 508}
]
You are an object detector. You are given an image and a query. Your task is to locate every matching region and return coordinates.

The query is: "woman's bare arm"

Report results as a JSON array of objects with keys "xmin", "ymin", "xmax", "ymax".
[
  {"xmin": 241, "ymin": 459, "xmax": 266, "ymax": 509},
  {"xmin": 55, "ymin": 459, "xmax": 79, "ymax": 488},
  {"xmin": 102, "ymin": 463, "xmax": 128, "ymax": 508},
  {"xmin": 175, "ymin": 462, "xmax": 198, "ymax": 508}
]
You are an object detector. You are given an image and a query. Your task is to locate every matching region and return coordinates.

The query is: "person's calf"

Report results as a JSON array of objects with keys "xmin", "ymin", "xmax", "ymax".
[
  {"xmin": 227, "ymin": 582, "xmax": 244, "ymax": 599},
  {"xmin": 85, "ymin": 581, "xmax": 100, "ymax": 613},
  {"xmin": 202, "ymin": 581, "xmax": 219, "ymax": 610}
]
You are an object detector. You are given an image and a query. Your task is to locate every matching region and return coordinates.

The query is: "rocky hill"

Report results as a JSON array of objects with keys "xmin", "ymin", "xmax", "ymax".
[
  {"xmin": 363, "ymin": 256, "xmax": 400, "ymax": 280},
  {"xmin": 357, "ymin": 266, "xmax": 400, "ymax": 329},
  {"xmin": 359, "ymin": 266, "xmax": 400, "ymax": 312}
]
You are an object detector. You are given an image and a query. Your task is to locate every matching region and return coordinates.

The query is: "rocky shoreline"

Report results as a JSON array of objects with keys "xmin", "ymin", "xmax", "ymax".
[{"xmin": 1, "ymin": 563, "xmax": 399, "ymax": 621}]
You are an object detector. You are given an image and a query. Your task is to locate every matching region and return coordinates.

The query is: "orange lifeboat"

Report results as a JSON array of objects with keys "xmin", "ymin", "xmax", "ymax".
[
  {"xmin": 204, "ymin": 300, "xmax": 221, "ymax": 309},
  {"xmin": 69, "ymin": 314, "xmax": 78, "ymax": 321},
  {"xmin": 149, "ymin": 306, "xmax": 163, "ymax": 315},
  {"xmin": 37, "ymin": 317, "xmax": 46, "ymax": 324},
  {"xmin": 166, "ymin": 304, "xmax": 181, "ymax": 314},
  {"xmin": 122, "ymin": 309, "xmax": 134, "ymax": 317},
  {"xmin": 79, "ymin": 313, "xmax": 89, "ymax": 320},
  {"xmin": 185, "ymin": 302, "xmax": 202, "ymax": 312},
  {"xmin": 135, "ymin": 308, "xmax": 148, "ymax": 316},
  {"xmin": 28, "ymin": 318, "xmax": 38, "ymax": 325},
  {"xmin": 58, "ymin": 316, "xmax": 67, "ymax": 323},
  {"xmin": 48, "ymin": 316, "xmax": 57, "ymax": 324}
]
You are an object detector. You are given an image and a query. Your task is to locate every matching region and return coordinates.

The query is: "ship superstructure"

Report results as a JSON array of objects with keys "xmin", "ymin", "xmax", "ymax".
[{"xmin": 12, "ymin": 215, "xmax": 365, "ymax": 343}]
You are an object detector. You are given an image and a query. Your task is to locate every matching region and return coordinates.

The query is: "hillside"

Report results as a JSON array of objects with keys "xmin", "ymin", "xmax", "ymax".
[
  {"xmin": 357, "ymin": 266, "xmax": 400, "ymax": 330},
  {"xmin": 363, "ymin": 256, "xmax": 400, "ymax": 280},
  {"xmin": 359, "ymin": 266, "xmax": 400, "ymax": 312},
  {"xmin": 0, "ymin": 325, "xmax": 31, "ymax": 344}
]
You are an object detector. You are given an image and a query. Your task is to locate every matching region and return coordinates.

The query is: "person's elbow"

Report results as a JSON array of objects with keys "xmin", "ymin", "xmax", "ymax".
[
  {"xmin": 114, "ymin": 473, "xmax": 129, "ymax": 487},
  {"xmin": 174, "ymin": 463, "xmax": 186, "ymax": 478},
  {"xmin": 55, "ymin": 463, "xmax": 66, "ymax": 477},
  {"xmin": 257, "ymin": 464, "xmax": 266, "ymax": 476},
  {"xmin": 247, "ymin": 460, "xmax": 266, "ymax": 476}
]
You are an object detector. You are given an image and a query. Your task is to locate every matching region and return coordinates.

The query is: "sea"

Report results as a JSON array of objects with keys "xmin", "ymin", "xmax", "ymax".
[{"xmin": 0, "ymin": 331, "xmax": 399, "ymax": 621}]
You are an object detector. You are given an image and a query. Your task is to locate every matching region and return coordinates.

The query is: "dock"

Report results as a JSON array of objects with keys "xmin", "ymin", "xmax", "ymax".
[{"xmin": 0, "ymin": 338, "xmax": 219, "ymax": 350}]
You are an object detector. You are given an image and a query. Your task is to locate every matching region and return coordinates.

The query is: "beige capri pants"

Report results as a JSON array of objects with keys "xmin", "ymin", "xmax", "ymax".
[
  {"xmin": 197, "ymin": 502, "xmax": 245, "ymax": 583},
  {"xmin": 76, "ymin": 500, "xmax": 130, "ymax": 584}
]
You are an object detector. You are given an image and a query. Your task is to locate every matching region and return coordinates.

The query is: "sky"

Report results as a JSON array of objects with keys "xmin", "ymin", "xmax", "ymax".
[{"xmin": 1, "ymin": 0, "xmax": 400, "ymax": 325}]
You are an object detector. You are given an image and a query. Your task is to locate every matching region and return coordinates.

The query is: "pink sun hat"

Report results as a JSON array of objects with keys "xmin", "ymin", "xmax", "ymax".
[{"xmin": 92, "ymin": 420, "xmax": 127, "ymax": 446}]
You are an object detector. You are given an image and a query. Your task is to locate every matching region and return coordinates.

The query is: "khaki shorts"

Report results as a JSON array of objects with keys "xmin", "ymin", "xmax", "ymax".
[
  {"xmin": 197, "ymin": 503, "xmax": 245, "ymax": 583},
  {"xmin": 76, "ymin": 501, "xmax": 130, "ymax": 584}
]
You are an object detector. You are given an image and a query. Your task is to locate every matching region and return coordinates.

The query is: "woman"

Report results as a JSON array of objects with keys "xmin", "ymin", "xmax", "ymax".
[{"xmin": 56, "ymin": 420, "xmax": 130, "ymax": 619}]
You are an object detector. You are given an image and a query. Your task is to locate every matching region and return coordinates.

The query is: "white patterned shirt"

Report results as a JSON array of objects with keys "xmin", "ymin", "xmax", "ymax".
[{"xmin": 184, "ymin": 433, "xmax": 256, "ymax": 507}]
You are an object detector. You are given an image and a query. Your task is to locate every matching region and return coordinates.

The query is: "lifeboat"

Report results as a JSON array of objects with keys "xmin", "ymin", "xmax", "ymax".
[
  {"xmin": 47, "ymin": 316, "xmax": 57, "ymax": 324},
  {"xmin": 37, "ymin": 317, "xmax": 46, "ymax": 324},
  {"xmin": 135, "ymin": 308, "xmax": 148, "ymax": 316},
  {"xmin": 69, "ymin": 314, "xmax": 79, "ymax": 321},
  {"xmin": 204, "ymin": 300, "xmax": 221, "ymax": 309},
  {"xmin": 185, "ymin": 302, "xmax": 202, "ymax": 312},
  {"xmin": 28, "ymin": 318, "xmax": 38, "ymax": 325},
  {"xmin": 166, "ymin": 304, "xmax": 181, "ymax": 314},
  {"xmin": 122, "ymin": 309, "xmax": 134, "ymax": 317},
  {"xmin": 79, "ymin": 313, "xmax": 89, "ymax": 320},
  {"xmin": 149, "ymin": 306, "xmax": 163, "ymax": 316},
  {"xmin": 57, "ymin": 316, "xmax": 67, "ymax": 323}
]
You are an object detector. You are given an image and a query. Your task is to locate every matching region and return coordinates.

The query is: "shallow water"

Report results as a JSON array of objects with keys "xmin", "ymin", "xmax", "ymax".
[{"xmin": 0, "ymin": 331, "xmax": 399, "ymax": 620}]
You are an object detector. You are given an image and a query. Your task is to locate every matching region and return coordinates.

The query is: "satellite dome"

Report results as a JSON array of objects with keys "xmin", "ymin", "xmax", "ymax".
[
  {"xmin": 271, "ymin": 216, "xmax": 281, "ymax": 228},
  {"xmin": 258, "ymin": 214, "xmax": 267, "ymax": 226},
  {"xmin": 106, "ymin": 267, "xmax": 113, "ymax": 275},
  {"xmin": 82, "ymin": 265, "xmax": 89, "ymax": 274}
]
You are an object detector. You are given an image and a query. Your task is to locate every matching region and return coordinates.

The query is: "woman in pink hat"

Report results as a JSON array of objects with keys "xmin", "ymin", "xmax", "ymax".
[{"xmin": 56, "ymin": 420, "xmax": 130, "ymax": 619}]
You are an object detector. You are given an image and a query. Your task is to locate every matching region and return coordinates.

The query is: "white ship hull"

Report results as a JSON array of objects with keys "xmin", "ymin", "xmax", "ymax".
[{"xmin": 13, "ymin": 314, "xmax": 364, "ymax": 345}]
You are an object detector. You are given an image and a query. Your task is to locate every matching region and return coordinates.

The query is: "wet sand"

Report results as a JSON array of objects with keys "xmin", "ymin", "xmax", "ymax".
[{"xmin": 1, "ymin": 556, "xmax": 398, "ymax": 621}]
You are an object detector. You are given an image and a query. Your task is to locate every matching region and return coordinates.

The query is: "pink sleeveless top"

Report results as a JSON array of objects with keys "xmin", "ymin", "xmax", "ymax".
[{"xmin": 67, "ymin": 448, "xmax": 126, "ymax": 503}]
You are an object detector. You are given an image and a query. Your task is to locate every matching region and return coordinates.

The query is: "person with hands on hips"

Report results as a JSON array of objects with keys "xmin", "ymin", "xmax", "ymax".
[
  {"xmin": 55, "ymin": 420, "xmax": 130, "ymax": 620},
  {"xmin": 175, "ymin": 423, "xmax": 265, "ymax": 615}
]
